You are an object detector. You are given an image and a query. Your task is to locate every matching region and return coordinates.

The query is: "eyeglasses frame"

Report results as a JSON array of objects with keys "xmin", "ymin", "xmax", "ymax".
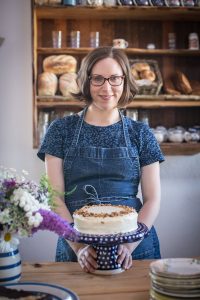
[{"xmin": 89, "ymin": 74, "xmax": 125, "ymax": 86}]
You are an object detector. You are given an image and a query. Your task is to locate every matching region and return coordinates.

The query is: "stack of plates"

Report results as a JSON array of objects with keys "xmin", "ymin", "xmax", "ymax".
[{"xmin": 149, "ymin": 258, "xmax": 200, "ymax": 299}]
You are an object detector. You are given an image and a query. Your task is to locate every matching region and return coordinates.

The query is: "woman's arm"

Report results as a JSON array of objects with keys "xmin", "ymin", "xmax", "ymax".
[
  {"xmin": 138, "ymin": 161, "xmax": 161, "ymax": 228},
  {"xmin": 45, "ymin": 154, "xmax": 97, "ymax": 271},
  {"xmin": 118, "ymin": 161, "xmax": 161, "ymax": 268}
]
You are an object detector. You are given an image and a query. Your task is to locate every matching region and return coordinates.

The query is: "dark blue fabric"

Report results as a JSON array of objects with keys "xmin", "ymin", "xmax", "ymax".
[
  {"xmin": 38, "ymin": 113, "xmax": 164, "ymax": 167},
  {"xmin": 38, "ymin": 108, "xmax": 164, "ymax": 262}
]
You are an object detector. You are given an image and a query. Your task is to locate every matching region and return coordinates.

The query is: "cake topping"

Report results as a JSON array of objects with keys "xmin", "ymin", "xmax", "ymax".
[{"xmin": 74, "ymin": 204, "xmax": 135, "ymax": 218}]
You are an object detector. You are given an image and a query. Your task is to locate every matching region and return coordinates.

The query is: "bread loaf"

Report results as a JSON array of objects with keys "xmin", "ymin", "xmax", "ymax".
[
  {"xmin": 174, "ymin": 71, "xmax": 192, "ymax": 95},
  {"xmin": 131, "ymin": 68, "xmax": 140, "ymax": 80},
  {"xmin": 164, "ymin": 78, "xmax": 181, "ymax": 95},
  {"xmin": 59, "ymin": 73, "xmax": 79, "ymax": 98},
  {"xmin": 140, "ymin": 70, "xmax": 156, "ymax": 82},
  {"xmin": 38, "ymin": 72, "xmax": 58, "ymax": 96},
  {"xmin": 43, "ymin": 55, "xmax": 77, "ymax": 75},
  {"xmin": 132, "ymin": 62, "xmax": 150, "ymax": 72}
]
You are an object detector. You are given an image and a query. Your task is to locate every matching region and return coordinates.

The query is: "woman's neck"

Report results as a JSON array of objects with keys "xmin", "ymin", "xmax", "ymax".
[{"xmin": 85, "ymin": 104, "xmax": 121, "ymax": 126}]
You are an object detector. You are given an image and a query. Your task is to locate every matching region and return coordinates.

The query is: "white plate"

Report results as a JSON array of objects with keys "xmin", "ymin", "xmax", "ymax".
[
  {"xmin": 5, "ymin": 282, "xmax": 79, "ymax": 300},
  {"xmin": 150, "ymin": 258, "xmax": 200, "ymax": 278}
]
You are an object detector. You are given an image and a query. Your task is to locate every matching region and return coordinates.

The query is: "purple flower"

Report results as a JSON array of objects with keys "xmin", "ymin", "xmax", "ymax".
[
  {"xmin": 32, "ymin": 209, "xmax": 79, "ymax": 242},
  {"xmin": 3, "ymin": 178, "xmax": 17, "ymax": 190}
]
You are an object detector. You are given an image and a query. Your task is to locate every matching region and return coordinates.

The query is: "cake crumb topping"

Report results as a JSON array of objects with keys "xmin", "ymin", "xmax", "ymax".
[{"xmin": 74, "ymin": 204, "xmax": 135, "ymax": 218}]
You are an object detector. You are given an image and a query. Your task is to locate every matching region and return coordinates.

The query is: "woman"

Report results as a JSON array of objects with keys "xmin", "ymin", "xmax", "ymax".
[{"xmin": 37, "ymin": 46, "xmax": 164, "ymax": 273}]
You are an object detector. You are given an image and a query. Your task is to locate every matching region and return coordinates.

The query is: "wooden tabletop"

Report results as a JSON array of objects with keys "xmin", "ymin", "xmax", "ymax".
[{"xmin": 21, "ymin": 260, "xmax": 153, "ymax": 300}]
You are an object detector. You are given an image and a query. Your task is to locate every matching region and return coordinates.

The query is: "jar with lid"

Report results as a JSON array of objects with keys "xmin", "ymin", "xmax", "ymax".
[
  {"xmin": 168, "ymin": 127, "xmax": 185, "ymax": 143},
  {"xmin": 152, "ymin": 128, "xmax": 165, "ymax": 144},
  {"xmin": 184, "ymin": 128, "xmax": 200, "ymax": 143},
  {"xmin": 165, "ymin": 0, "xmax": 181, "ymax": 6},
  {"xmin": 168, "ymin": 33, "xmax": 176, "ymax": 49},
  {"xmin": 181, "ymin": 0, "xmax": 195, "ymax": 5},
  {"xmin": 188, "ymin": 33, "xmax": 199, "ymax": 50},
  {"xmin": 155, "ymin": 126, "xmax": 168, "ymax": 142}
]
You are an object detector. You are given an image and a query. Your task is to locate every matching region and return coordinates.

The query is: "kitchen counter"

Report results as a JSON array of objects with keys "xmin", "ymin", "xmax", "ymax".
[{"xmin": 21, "ymin": 260, "xmax": 153, "ymax": 300}]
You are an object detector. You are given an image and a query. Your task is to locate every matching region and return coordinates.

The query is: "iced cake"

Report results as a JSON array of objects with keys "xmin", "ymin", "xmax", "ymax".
[{"xmin": 73, "ymin": 204, "xmax": 138, "ymax": 235}]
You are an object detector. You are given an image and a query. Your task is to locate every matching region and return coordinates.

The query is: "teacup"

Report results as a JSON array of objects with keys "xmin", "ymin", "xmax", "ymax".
[{"xmin": 113, "ymin": 38, "xmax": 129, "ymax": 48}]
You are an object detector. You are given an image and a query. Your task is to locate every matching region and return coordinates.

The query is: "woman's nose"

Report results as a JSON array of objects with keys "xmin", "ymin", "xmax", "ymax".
[{"xmin": 101, "ymin": 79, "xmax": 112, "ymax": 89}]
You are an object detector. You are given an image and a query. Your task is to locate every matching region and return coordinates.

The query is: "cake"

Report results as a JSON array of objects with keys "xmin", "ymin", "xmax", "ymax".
[
  {"xmin": 73, "ymin": 204, "xmax": 138, "ymax": 235},
  {"xmin": 0, "ymin": 286, "xmax": 53, "ymax": 300}
]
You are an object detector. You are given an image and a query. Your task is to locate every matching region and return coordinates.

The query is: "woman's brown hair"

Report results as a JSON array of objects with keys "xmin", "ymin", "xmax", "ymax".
[{"xmin": 73, "ymin": 46, "xmax": 138, "ymax": 107}]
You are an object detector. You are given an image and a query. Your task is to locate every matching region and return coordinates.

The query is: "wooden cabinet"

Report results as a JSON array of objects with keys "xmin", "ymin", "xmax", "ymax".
[{"xmin": 32, "ymin": 2, "xmax": 200, "ymax": 155}]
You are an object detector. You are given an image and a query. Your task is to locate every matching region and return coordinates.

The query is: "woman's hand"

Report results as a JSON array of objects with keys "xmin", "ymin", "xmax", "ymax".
[
  {"xmin": 117, "ymin": 243, "xmax": 137, "ymax": 270},
  {"xmin": 77, "ymin": 245, "xmax": 98, "ymax": 273}
]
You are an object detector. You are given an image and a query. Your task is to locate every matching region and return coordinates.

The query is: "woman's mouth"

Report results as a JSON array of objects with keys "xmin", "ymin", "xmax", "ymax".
[{"xmin": 100, "ymin": 95, "xmax": 113, "ymax": 100}]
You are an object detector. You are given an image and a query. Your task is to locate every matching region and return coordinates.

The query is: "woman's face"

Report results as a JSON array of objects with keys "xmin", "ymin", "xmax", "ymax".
[{"xmin": 89, "ymin": 57, "xmax": 124, "ymax": 111}]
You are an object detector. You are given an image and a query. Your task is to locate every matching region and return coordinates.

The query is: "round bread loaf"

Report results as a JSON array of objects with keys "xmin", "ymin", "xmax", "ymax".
[
  {"xmin": 38, "ymin": 72, "xmax": 58, "ymax": 96},
  {"xmin": 132, "ymin": 62, "xmax": 150, "ymax": 72},
  {"xmin": 140, "ymin": 70, "xmax": 156, "ymax": 82},
  {"xmin": 131, "ymin": 68, "xmax": 140, "ymax": 80},
  {"xmin": 59, "ymin": 73, "xmax": 79, "ymax": 98},
  {"xmin": 43, "ymin": 55, "xmax": 77, "ymax": 75}
]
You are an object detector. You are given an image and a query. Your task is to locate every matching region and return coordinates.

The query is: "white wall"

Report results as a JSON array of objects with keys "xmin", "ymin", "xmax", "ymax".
[{"xmin": 0, "ymin": 0, "xmax": 200, "ymax": 262}]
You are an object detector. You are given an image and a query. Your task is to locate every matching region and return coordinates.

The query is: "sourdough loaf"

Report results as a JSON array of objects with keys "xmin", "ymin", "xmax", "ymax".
[
  {"xmin": 43, "ymin": 55, "xmax": 77, "ymax": 75},
  {"xmin": 59, "ymin": 73, "xmax": 79, "ymax": 98},
  {"xmin": 38, "ymin": 72, "xmax": 58, "ymax": 96}
]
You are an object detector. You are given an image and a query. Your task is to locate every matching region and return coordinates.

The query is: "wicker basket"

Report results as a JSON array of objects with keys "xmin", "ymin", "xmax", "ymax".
[{"xmin": 130, "ymin": 59, "xmax": 163, "ymax": 95}]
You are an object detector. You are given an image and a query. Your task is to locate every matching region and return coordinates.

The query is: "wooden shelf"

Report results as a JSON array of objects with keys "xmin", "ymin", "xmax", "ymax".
[
  {"xmin": 36, "ymin": 95, "xmax": 200, "ymax": 108},
  {"xmin": 35, "ymin": 6, "xmax": 200, "ymax": 21},
  {"xmin": 161, "ymin": 142, "xmax": 200, "ymax": 156},
  {"xmin": 37, "ymin": 47, "xmax": 200, "ymax": 56}
]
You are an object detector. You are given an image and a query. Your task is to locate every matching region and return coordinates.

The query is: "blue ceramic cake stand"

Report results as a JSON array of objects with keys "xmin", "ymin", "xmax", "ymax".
[{"xmin": 75, "ymin": 222, "xmax": 149, "ymax": 275}]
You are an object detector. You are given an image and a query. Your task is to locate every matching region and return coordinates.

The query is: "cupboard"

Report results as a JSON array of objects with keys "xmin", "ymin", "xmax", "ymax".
[{"xmin": 32, "ymin": 2, "xmax": 200, "ymax": 155}]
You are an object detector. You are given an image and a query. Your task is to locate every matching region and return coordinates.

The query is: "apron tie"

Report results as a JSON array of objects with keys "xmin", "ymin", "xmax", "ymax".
[{"xmin": 83, "ymin": 184, "xmax": 101, "ymax": 205}]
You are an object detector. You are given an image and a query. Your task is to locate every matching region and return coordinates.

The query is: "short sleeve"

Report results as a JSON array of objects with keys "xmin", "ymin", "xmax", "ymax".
[
  {"xmin": 139, "ymin": 124, "xmax": 165, "ymax": 167},
  {"xmin": 37, "ymin": 118, "xmax": 64, "ymax": 162}
]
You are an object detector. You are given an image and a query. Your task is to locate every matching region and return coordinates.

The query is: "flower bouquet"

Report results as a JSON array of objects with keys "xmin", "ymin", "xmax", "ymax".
[{"xmin": 0, "ymin": 167, "xmax": 77, "ymax": 253}]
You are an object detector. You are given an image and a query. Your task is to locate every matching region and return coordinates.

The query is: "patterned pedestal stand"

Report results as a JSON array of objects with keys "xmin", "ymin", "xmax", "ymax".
[{"xmin": 75, "ymin": 222, "xmax": 149, "ymax": 275}]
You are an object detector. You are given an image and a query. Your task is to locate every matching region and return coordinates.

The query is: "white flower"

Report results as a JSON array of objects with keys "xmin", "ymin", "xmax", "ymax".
[
  {"xmin": 0, "ymin": 208, "xmax": 10, "ymax": 224},
  {"xmin": 0, "ymin": 230, "xmax": 19, "ymax": 253}
]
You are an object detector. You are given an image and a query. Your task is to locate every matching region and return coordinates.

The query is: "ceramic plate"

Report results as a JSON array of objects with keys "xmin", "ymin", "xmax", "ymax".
[
  {"xmin": 150, "ymin": 258, "xmax": 200, "ymax": 278},
  {"xmin": 5, "ymin": 282, "xmax": 79, "ymax": 300},
  {"xmin": 149, "ymin": 271, "xmax": 200, "ymax": 288},
  {"xmin": 152, "ymin": 284, "xmax": 200, "ymax": 298}
]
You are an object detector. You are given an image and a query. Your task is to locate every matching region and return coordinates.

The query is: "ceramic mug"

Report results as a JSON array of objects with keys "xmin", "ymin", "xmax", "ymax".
[{"xmin": 113, "ymin": 38, "xmax": 129, "ymax": 48}]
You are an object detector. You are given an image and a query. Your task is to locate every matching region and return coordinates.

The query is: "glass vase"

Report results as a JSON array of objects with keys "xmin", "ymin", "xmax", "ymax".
[{"xmin": 0, "ymin": 247, "xmax": 21, "ymax": 285}]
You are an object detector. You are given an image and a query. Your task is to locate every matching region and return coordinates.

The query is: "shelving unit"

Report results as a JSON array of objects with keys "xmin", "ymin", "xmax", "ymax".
[{"xmin": 32, "ymin": 3, "xmax": 200, "ymax": 154}]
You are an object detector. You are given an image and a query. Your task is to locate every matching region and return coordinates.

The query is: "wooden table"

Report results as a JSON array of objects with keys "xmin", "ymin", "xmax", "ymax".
[{"xmin": 22, "ymin": 261, "xmax": 153, "ymax": 300}]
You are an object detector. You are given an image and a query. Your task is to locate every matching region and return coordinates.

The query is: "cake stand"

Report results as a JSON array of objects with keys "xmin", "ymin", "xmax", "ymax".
[{"xmin": 74, "ymin": 222, "xmax": 149, "ymax": 275}]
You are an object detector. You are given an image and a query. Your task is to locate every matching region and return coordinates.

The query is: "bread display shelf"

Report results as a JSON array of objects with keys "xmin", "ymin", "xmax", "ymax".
[
  {"xmin": 38, "ymin": 48, "xmax": 200, "ymax": 57},
  {"xmin": 35, "ymin": 6, "xmax": 200, "ymax": 21},
  {"xmin": 32, "ymin": 1, "xmax": 200, "ymax": 155}
]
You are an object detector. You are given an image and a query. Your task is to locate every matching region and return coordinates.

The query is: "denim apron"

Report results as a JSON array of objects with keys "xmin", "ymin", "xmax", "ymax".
[{"xmin": 56, "ymin": 107, "xmax": 161, "ymax": 262}]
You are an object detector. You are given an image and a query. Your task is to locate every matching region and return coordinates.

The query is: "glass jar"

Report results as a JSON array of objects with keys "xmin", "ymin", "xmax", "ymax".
[
  {"xmin": 152, "ymin": 128, "xmax": 165, "ymax": 144},
  {"xmin": 165, "ymin": 0, "xmax": 181, "ymax": 6},
  {"xmin": 188, "ymin": 33, "xmax": 199, "ymax": 50},
  {"xmin": 168, "ymin": 127, "xmax": 185, "ymax": 143},
  {"xmin": 184, "ymin": 128, "xmax": 200, "ymax": 143},
  {"xmin": 133, "ymin": 0, "xmax": 150, "ymax": 5},
  {"xmin": 156, "ymin": 126, "xmax": 168, "ymax": 142},
  {"xmin": 181, "ymin": 0, "xmax": 195, "ymax": 5}
]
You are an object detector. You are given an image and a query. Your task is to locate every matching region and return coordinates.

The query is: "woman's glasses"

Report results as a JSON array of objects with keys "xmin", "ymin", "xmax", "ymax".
[{"xmin": 89, "ymin": 75, "xmax": 125, "ymax": 86}]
